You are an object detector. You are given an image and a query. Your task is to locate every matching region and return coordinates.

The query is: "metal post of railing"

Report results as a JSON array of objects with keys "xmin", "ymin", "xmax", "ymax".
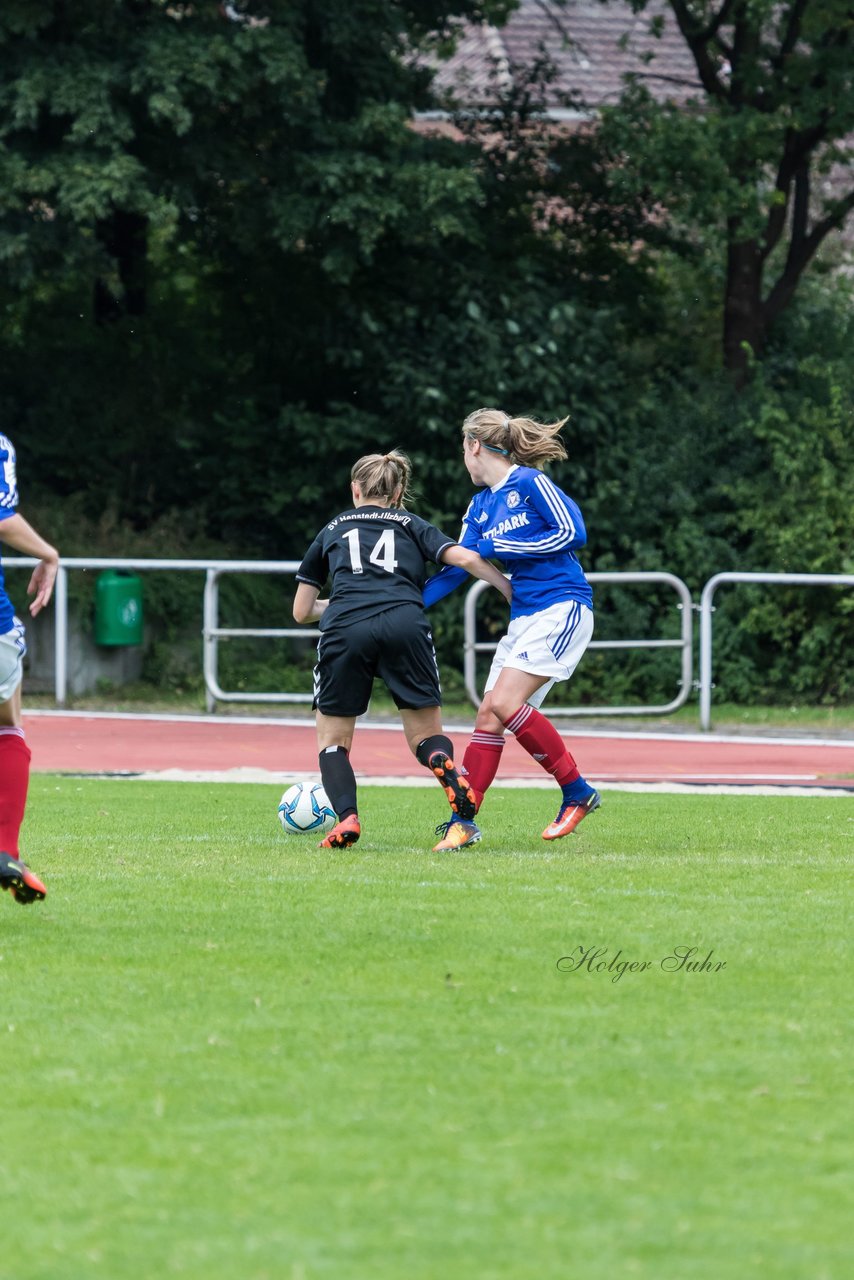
[
  {"xmin": 699, "ymin": 571, "xmax": 854, "ymax": 730},
  {"xmin": 55, "ymin": 564, "xmax": 68, "ymax": 706},
  {"xmin": 698, "ymin": 575, "xmax": 720, "ymax": 733},
  {"xmin": 202, "ymin": 568, "xmax": 219, "ymax": 714},
  {"xmin": 0, "ymin": 555, "xmax": 68, "ymax": 704}
]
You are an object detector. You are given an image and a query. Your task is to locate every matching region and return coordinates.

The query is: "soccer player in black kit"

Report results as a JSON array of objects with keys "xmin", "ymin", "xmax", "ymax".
[{"xmin": 293, "ymin": 451, "xmax": 511, "ymax": 849}]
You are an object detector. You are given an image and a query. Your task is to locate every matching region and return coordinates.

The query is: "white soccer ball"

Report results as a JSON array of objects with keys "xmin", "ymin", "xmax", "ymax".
[{"xmin": 277, "ymin": 781, "xmax": 336, "ymax": 835}]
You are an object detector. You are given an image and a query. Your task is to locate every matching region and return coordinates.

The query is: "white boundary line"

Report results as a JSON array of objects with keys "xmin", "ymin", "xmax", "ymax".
[
  {"xmin": 49, "ymin": 768, "xmax": 854, "ymax": 797},
  {"xmin": 23, "ymin": 708, "xmax": 854, "ymax": 750}
]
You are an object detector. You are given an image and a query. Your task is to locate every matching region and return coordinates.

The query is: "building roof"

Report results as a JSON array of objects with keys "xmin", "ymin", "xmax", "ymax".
[{"xmin": 427, "ymin": 0, "xmax": 702, "ymax": 115}]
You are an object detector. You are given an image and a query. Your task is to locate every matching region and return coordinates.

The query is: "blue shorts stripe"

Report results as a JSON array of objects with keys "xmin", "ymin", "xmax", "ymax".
[{"xmin": 551, "ymin": 602, "xmax": 581, "ymax": 661}]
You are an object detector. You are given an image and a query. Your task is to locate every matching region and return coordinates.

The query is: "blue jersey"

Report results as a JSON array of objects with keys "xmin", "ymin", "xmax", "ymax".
[
  {"xmin": 0, "ymin": 433, "xmax": 20, "ymax": 634},
  {"xmin": 424, "ymin": 464, "xmax": 592, "ymax": 619}
]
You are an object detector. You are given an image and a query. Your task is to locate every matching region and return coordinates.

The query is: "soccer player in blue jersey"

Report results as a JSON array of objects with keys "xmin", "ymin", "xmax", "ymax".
[
  {"xmin": 293, "ymin": 450, "xmax": 512, "ymax": 849},
  {"xmin": 0, "ymin": 434, "xmax": 58, "ymax": 904},
  {"xmin": 424, "ymin": 408, "xmax": 599, "ymax": 851}
]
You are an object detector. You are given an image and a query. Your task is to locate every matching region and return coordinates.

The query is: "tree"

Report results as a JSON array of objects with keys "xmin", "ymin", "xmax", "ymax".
[
  {"xmin": 0, "ymin": 0, "xmax": 515, "ymax": 525},
  {"xmin": 0, "ymin": 0, "xmax": 515, "ymax": 312},
  {"xmin": 601, "ymin": 1, "xmax": 854, "ymax": 380}
]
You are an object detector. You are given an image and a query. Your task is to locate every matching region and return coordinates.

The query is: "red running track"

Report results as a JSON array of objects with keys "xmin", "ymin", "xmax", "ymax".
[{"xmin": 22, "ymin": 712, "xmax": 854, "ymax": 790}]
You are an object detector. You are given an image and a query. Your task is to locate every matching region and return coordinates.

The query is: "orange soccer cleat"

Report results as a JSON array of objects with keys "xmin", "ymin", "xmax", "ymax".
[
  {"xmin": 432, "ymin": 817, "xmax": 482, "ymax": 852},
  {"xmin": 0, "ymin": 851, "xmax": 47, "ymax": 905},
  {"xmin": 318, "ymin": 815, "xmax": 361, "ymax": 849},
  {"xmin": 428, "ymin": 751, "xmax": 477, "ymax": 821},
  {"xmin": 542, "ymin": 790, "xmax": 601, "ymax": 841}
]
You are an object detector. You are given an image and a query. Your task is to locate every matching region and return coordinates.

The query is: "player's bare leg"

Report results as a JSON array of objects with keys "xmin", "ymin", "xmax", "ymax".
[
  {"xmin": 315, "ymin": 712, "xmax": 356, "ymax": 754},
  {"xmin": 0, "ymin": 680, "xmax": 22, "ymax": 728}
]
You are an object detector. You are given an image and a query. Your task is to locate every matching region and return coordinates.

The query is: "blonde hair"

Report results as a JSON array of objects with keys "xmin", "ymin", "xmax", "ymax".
[
  {"xmin": 463, "ymin": 407, "xmax": 568, "ymax": 468},
  {"xmin": 351, "ymin": 450, "xmax": 413, "ymax": 507}
]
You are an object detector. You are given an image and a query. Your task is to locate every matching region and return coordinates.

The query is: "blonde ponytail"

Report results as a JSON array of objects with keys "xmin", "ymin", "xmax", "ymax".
[
  {"xmin": 351, "ymin": 450, "xmax": 413, "ymax": 507},
  {"xmin": 463, "ymin": 407, "xmax": 568, "ymax": 468}
]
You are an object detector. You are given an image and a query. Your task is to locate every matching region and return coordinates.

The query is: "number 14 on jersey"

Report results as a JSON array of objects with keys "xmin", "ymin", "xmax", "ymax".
[{"xmin": 342, "ymin": 528, "xmax": 399, "ymax": 575}]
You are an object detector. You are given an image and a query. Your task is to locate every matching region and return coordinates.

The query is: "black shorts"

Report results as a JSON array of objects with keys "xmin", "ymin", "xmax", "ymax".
[{"xmin": 313, "ymin": 605, "xmax": 442, "ymax": 717}]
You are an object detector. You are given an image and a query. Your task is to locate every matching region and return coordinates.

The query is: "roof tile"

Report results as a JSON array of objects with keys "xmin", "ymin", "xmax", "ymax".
[{"xmin": 429, "ymin": 0, "xmax": 702, "ymax": 111}]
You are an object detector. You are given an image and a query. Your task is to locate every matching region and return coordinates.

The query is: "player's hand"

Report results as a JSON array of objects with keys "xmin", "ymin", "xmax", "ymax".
[{"xmin": 27, "ymin": 557, "xmax": 58, "ymax": 616}]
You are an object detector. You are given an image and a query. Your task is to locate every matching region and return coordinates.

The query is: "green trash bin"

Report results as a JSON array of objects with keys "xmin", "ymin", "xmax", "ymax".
[{"xmin": 94, "ymin": 571, "xmax": 144, "ymax": 646}]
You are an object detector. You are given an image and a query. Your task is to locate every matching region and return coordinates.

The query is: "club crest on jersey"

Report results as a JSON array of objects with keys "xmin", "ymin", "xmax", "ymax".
[{"xmin": 506, "ymin": 490, "xmax": 521, "ymax": 509}]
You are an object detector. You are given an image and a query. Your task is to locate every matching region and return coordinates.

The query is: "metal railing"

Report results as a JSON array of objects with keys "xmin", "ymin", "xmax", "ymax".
[
  {"xmin": 464, "ymin": 571, "xmax": 694, "ymax": 716},
  {"xmin": 7, "ymin": 558, "xmax": 852, "ymax": 728},
  {"xmin": 5, "ymin": 556, "xmax": 313, "ymax": 710},
  {"xmin": 698, "ymin": 571, "xmax": 854, "ymax": 730},
  {"xmin": 202, "ymin": 562, "xmax": 313, "ymax": 712}
]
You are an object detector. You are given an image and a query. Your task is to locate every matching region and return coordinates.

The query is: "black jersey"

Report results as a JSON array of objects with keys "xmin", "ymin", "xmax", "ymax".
[{"xmin": 296, "ymin": 505, "xmax": 455, "ymax": 630}]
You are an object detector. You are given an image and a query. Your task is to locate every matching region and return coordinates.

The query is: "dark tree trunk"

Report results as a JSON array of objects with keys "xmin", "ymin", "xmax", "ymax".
[
  {"xmin": 94, "ymin": 209, "xmax": 148, "ymax": 324},
  {"xmin": 723, "ymin": 230, "xmax": 764, "ymax": 385}
]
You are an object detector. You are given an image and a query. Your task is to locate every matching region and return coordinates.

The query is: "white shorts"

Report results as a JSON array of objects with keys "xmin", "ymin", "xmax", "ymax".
[
  {"xmin": 484, "ymin": 600, "xmax": 593, "ymax": 709},
  {"xmin": 0, "ymin": 617, "xmax": 26, "ymax": 702}
]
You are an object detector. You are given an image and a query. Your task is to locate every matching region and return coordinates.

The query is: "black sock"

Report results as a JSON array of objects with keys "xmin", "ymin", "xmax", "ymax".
[
  {"xmin": 415, "ymin": 734, "xmax": 455, "ymax": 769},
  {"xmin": 319, "ymin": 746, "xmax": 358, "ymax": 820}
]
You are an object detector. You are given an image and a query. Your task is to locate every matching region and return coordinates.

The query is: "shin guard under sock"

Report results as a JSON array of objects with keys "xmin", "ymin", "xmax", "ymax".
[
  {"xmin": 461, "ymin": 732, "xmax": 505, "ymax": 812},
  {"xmin": 503, "ymin": 704, "xmax": 580, "ymax": 788},
  {"xmin": 414, "ymin": 734, "xmax": 454, "ymax": 769},
  {"xmin": 318, "ymin": 745, "xmax": 358, "ymax": 820}
]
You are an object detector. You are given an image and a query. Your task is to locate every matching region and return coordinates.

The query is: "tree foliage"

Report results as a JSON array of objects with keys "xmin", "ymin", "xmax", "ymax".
[
  {"xmin": 599, "ymin": 0, "xmax": 854, "ymax": 377},
  {"xmin": 0, "ymin": 0, "xmax": 513, "ymax": 527}
]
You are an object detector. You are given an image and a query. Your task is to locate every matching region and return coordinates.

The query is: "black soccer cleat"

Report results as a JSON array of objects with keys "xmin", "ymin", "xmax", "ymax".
[
  {"xmin": 0, "ymin": 851, "xmax": 47, "ymax": 905},
  {"xmin": 428, "ymin": 752, "xmax": 477, "ymax": 822}
]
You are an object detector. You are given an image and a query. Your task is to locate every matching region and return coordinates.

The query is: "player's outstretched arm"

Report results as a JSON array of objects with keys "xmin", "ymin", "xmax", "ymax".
[
  {"xmin": 441, "ymin": 544, "xmax": 511, "ymax": 604},
  {"xmin": 293, "ymin": 583, "xmax": 328, "ymax": 624},
  {"xmin": 423, "ymin": 562, "xmax": 467, "ymax": 607},
  {"xmin": 0, "ymin": 513, "xmax": 59, "ymax": 616}
]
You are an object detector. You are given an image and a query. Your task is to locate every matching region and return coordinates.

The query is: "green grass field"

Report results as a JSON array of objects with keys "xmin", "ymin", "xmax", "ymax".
[{"xmin": 3, "ymin": 779, "xmax": 851, "ymax": 1280}]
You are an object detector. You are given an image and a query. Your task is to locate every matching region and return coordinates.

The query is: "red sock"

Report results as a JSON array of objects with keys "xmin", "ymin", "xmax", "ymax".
[
  {"xmin": 0, "ymin": 729, "xmax": 31, "ymax": 858},
  {"xmin": 503, "ymin": 704, "xmax": 579, "ymax": 787},
  {"xmin": 462, "ymin": 733, "xmax": 505, "ymax": 812}
]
